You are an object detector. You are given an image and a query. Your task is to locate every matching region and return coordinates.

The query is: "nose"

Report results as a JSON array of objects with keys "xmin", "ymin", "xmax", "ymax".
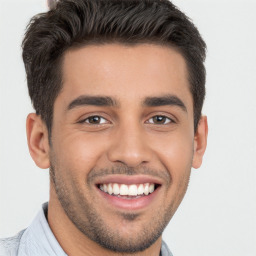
[{"xmin": 107, "ymin": 123, "xmax": 152, "ymax": 168}]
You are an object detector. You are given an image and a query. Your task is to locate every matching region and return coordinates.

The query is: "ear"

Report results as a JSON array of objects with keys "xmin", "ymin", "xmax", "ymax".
[
  {"xmin": 192, "ymin": 116, "xmax": 208, "ymax": 169},
  {"xmin": 26, "ymin": 113, "xmax": 50, "ymax": 169}
]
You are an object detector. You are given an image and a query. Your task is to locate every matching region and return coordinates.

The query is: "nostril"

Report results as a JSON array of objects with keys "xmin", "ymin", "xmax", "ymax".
[
  {"xmin": 107, "ymin": 155, "xmax": 150, "ymax": 169},
  {"xmin": 107, "ymin": 136, "xmax": 152, "ymax": 167}
]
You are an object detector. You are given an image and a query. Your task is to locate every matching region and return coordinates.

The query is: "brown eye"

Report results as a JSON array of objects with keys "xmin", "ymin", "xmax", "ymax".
[
  {"xmin": 148, "ymin": 116, "xmax": 172, "ymax": 125},
  {"xmin": 84, "ymin": 116, "xmax": 107, "ymax": 124}
]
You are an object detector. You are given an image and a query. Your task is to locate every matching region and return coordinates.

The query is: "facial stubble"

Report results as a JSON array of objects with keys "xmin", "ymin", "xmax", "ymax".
[{"xmin": 49, "ymin": 153, "xmax": 191, "ymax": 253}]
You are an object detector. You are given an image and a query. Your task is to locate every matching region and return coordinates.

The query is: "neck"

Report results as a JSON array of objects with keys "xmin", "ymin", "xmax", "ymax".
[{"xmin": 48, "ymin": 185, "xmax": 162, "ymax": 256}]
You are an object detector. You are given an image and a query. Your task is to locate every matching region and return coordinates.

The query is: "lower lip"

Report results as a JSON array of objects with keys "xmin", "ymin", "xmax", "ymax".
[{"xmin": 96, "ymin": 186, "xmax": 160, "ymax": 211}]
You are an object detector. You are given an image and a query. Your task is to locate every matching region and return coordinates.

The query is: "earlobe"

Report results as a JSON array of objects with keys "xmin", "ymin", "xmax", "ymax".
[
  {"xmin": 26, "ymin": 113, "xmax": 50, "ymax": 169},
  {"xmin": 192, "ymin": 116, "xmax": 208, "ymax": 169}
]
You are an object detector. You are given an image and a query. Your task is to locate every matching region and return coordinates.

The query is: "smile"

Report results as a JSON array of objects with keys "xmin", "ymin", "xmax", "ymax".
[
  {"xmin": 94, "ymin": 175, "xmax": 162, "ymax": 210},
  {"xmin": 98, "ymin": 183, "xmax": 155, "ymax": 197}
]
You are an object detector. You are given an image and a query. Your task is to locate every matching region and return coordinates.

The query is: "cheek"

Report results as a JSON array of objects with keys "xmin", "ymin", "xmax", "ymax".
[
  {"xmin": 53, "ymin": 132, "xmax": 107, "ymax": 176},
  {"xmin": 153, "ymin": 132, "xmax": 194, "ymax": 179}
]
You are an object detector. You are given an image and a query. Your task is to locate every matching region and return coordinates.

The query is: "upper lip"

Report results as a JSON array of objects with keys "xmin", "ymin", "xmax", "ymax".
[{"xmin": 94, "ymin": 174, "xmax": 163, "ymax": 186}]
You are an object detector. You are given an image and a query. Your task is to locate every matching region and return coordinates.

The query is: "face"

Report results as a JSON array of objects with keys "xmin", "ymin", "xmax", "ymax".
[{"xmin": 47, "ymin": 44, "xmax": 198, "ymax": 253}]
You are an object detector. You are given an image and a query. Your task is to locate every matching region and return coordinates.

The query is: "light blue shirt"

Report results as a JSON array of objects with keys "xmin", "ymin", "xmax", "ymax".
[{"xmin": 0, "ymin": 203, "xmax": 173, "ymax": 256}]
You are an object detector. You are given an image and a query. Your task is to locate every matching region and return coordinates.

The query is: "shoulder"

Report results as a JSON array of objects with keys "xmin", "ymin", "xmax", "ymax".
[{"xmin": 0, "ymin": 230, "xmax": 25, "ymax": 256}]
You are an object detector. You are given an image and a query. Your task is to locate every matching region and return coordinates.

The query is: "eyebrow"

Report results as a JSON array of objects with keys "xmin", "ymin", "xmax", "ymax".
[
  {"xmin": 67, "ymin": 94, "xmax": 187, "ymax": 112},
  {"xmin": 67, "ymin": 95, "xmax": 118, "ymax": 110},
  {"xmin": 143, "ymin": 94, "xmax": 187, "ymax": 112}
]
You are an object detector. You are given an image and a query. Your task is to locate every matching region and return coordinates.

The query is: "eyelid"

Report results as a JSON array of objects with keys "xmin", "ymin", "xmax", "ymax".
[
  {"xmin": 77, "ymin": 113, "xmax": 112, "ymax": 125},
  {"xmin": 85, "ymin": 116, "xmax": 108, "ymax": 124},
  {"xmin": 147, "ymin": 116, "xmax": 172, "ymax": 125},
  {"xmin": 145, "ymin": 113, "xmax": 177, "ymax": 125}
]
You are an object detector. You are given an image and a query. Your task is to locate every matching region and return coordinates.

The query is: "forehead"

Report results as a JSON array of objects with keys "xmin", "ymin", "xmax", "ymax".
[{"xmin": 59, "ymin": 43, "xmax": 192, "ymax": 111}]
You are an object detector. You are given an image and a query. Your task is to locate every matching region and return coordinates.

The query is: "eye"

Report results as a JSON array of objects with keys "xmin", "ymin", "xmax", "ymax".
[
  {"xmin": 81, "ymin": 116, "xmax": 108, "ymax": 125},
  {"xmin": 147, "ymin": 115, "xmax": 173, "ymax": 125}
]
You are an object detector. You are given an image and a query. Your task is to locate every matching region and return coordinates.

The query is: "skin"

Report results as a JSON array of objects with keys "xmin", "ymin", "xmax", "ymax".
[{"xmin": 26, "ymin": 44, "xmax": 208, "ymax": 256}]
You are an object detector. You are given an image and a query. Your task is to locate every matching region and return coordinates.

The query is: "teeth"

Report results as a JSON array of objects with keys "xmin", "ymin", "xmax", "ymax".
[
  {"xmin": 99, "ymin": 183, "xmax": 156, "ymax": 196},
  {"xmin": 103, "ymin": 184, "xmax": 108, "ymax": 193},
  {"xmin": 107, "ymin": 183, "xmax": 113, "ymax": 195},
  {"xmin": 128, "ymin": 185, "xmax": 138, "ymax": 196},
  {"xmin": 113, "ymin": 183, "xmax": 119, "ymax": 195},
  {"xmin": 149, "ymin": 184, "xmax": 155, "ymax": 193},
  {"xmin": 120, "ymin": 184, "xmax": 129, "ymax": 195},
  {"xmin": 144, "ymin": 183, "xmax": 149, "ymax": 195},
  {"xmin": 137, "ymin": 184, "xmax": 144, "ymax": 195}
]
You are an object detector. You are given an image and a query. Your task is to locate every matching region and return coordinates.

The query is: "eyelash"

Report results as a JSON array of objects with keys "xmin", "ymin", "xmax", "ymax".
[
  {"xmin": 78, "ymin": 115, "xmax": 109, "ymax": 125},
  {"xmin": 147, "ymin": 116, "xmax": 174, "ymax": 125},
  {"xmin": 79, "ymin": 115, "xmax": 175, "ymax": 125}
]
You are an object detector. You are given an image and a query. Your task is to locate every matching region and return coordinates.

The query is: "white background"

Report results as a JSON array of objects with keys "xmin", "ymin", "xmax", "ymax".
[{"xmin": 0, "ymin": 0, "xmax": 256, "ymax": 255}]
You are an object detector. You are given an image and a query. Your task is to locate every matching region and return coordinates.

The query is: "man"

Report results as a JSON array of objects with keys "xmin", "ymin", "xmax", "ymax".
[{"xmin": 0, "ymin": 0, "xmax": 208, "ymax": 255}]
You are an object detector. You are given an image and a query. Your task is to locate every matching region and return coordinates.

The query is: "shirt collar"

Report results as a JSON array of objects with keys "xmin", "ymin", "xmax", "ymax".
[{"xmin": 18, "ymin": 202, "xmax": 67, "ymax": 256}]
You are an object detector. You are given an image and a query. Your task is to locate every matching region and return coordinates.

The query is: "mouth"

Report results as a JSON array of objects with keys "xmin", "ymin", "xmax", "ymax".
[
  {"xmin": 97, "ymin": 183, "xmax": 158, "ymax": 198},
  {"xmin": 95, "ymin": 177, "xmax": 162, "ymax": 211}
]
